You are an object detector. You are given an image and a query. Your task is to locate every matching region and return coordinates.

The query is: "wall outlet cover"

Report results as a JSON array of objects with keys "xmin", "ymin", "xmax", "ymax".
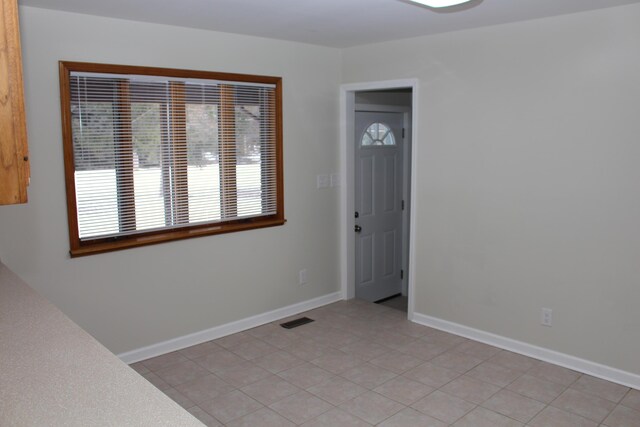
[
  {"xmin": 541, "ymin": 308, "xmax": 553, "ymax": 327},
  {"xmin": 299, "ymin": 269, "xmax": 308, "ymax": 285}
]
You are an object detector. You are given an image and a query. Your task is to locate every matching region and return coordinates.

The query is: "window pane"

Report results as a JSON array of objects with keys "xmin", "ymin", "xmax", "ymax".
[
  {"xmin": 72, "ymin": 102, "xmax": 116, "ymax": 171},
  {"xmin": 362, "ymin": 122, "xmax": 396, "ymax": 147},
  {"xmin": 235, "ymin": 105, "xmax": 264, "ymax": 217},
  {"xmin": 75, "ymin": 169, "xmax": 119, "ymax": 238},
  {"xmin": 131, "ymin": 102, "xmax": 166, "ymax": 232},
  {"xmin": 72, "ymin": 101, "xmax": 120, "ymax": 238},
  {"xmin": 186, "ymin": 104, "xmax": 221, "ymax": 223}
]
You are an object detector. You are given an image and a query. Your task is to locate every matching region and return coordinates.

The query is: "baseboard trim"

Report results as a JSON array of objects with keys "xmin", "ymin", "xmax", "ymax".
[
  {"xmin": 118, "ymin": 291, "xmax": 343, "ymax": 364},
  {"xmin": 412, "ymin": 312, "xmax": 640, "ymax": 390}
]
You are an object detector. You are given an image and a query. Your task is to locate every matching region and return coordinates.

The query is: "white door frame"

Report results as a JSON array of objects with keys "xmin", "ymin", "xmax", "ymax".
[{"xmin": 339, "ymin": 79, "xmax": 419, "ymax": 320}]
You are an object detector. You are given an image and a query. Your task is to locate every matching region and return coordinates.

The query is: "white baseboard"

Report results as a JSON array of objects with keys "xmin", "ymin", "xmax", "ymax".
[
  {"xmin": 118, "ymin": 291, "xmax": 343, "ymax": 364},
  {"xmin": 412, "ymin": 312, "xmax": 640, "ymax": 390}
]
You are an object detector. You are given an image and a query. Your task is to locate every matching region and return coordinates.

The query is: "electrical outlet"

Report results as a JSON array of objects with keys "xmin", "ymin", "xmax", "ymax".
[
  {"xmin": 541, "ymin": 308, "xmax": 553, "ymax": 327},
  {"xmin": 299, "ymin": 269, "xmax": 308, "ymax": 285}
]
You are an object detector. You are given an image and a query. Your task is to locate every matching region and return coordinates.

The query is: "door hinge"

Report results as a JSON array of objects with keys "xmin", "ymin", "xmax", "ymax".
[
  {"xmin": 401, "ymin": 200, "xmax": 405, "ymax": 211},
  {"xmin": 400, "ymin": 269, "xmax": 404, "ymax": 280},
  {"xmin": 402, "ymin": 128, "xmax": 405, "ymax": 138}
]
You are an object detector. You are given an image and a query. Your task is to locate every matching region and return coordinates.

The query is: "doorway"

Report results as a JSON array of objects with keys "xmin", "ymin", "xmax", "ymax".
[{"xmin": 339, "ymin": 80, "xmax": 418, "ymax": 318}]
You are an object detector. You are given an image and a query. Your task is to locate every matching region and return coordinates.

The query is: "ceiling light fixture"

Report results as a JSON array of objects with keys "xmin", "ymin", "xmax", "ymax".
[{"xmin": 408, "ymin": 0, "xmax": 473, "ymax": 8}]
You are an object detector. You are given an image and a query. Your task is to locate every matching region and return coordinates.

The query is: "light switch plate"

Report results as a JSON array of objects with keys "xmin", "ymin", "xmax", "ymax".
[{"xmin": 317, "ymin": 174, "xmax": 329, "ymax": 188}]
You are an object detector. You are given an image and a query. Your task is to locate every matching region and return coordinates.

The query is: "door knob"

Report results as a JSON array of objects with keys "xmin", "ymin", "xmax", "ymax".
[{"xmin": 354, "ymin": 225, "xmax": 362, "ymax": 233}]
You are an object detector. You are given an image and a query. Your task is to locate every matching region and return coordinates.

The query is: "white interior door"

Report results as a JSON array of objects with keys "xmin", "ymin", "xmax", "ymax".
[{"xmin": 354, "ymin": 111, "xmax": 404, "ymax": 302}]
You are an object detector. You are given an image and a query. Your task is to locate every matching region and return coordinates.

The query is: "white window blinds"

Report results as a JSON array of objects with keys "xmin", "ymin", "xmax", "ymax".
[{"xmin": 68, "ymin": 70, "xmax": 279, "ymax": 241}]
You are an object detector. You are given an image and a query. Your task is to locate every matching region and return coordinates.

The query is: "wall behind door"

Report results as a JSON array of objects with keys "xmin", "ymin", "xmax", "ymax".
[
  {"xmin": 0, "ymin": 6, "xmax": 342, "ymax": 355},
  {"xmin": 343, "ymin": 4, "xmax": 640, "ymax": 375}
]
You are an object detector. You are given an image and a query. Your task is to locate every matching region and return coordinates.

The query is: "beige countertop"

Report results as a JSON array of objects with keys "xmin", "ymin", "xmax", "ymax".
[{"xmin": 0, "ymin": 262, "xmax": 203, "ymax": 426}]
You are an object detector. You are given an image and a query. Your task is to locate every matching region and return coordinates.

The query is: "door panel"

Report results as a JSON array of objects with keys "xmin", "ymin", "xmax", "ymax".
[
  {"xmin": 355, "ymin": 111, "xmax": 403, "ymax": 302},
  {"xmin": 360, "ymin": 156, "xmax": 374, "ymax": 216},
  {"xmin": 383, "ymin": 230, "xmax": 396, "ymax": 277},
  {"xmin": 359, "ymin": 234, "xmax": 374, "ymax": 284},
  {"xmin": 383, "ymin": 154, "xmax": 396, "ymax": 212}
]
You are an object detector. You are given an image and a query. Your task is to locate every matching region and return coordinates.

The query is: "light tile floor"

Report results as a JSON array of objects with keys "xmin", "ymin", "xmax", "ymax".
[{"xmin": 130, "ymin": 300, "xmax": 640, "ymax": 426}]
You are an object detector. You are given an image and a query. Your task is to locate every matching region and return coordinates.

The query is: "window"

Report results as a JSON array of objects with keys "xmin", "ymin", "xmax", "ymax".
[
  {"xmin": 59, "ymin": 62, "xmax": 284, "ymax": 256},
  {"xmin": 361, "ymin": 122, "xmax": 396, "ymax": 146}
]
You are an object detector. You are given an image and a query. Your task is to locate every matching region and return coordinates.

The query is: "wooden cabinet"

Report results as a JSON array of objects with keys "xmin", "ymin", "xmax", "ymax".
[{"xmin": 0, "ymin": 0, "xmax": 29, "ymax": 205}]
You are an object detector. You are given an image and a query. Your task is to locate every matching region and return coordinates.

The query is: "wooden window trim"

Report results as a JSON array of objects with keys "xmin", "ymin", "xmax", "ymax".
[
  {"xmin": 168, "ymin": 81, "xmax": 189, "ymax": 225},
  {"xmin": 59, "ymin": 61, "xmax": 285, "ymax": 257}
]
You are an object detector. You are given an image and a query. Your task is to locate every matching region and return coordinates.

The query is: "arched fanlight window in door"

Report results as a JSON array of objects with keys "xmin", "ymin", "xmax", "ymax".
[{"xmin": 361, "ymin": 122, "xmax": 396, "ymax": 146}]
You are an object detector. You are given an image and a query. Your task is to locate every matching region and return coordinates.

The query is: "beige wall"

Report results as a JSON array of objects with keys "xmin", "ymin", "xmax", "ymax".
[
  {"xmin": 2, "ymin": 3, "xmax": 639, "ymax": 376},
  {"xmin": 0, "ymin": 7, "xmax": 341, "ymax": 354},
  {"xmin": 343, "ymin": 4, "xmax": 640, "ymax": 374}
]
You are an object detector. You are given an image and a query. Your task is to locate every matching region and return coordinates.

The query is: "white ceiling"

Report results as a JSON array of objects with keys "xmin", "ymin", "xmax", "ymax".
[{"xmin": 18, "ymin": 0, "xmax": 640, "ymax": 48}]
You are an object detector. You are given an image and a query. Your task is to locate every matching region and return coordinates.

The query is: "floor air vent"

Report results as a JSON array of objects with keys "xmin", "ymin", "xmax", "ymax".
[{"xmin": 280, "ymin": 317, "xmax": 314, "ymax": 329}]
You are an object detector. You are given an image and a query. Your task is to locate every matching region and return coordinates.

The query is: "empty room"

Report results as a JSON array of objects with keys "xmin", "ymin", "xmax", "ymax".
[{"xmin": 1, "ymin": 0, "xmax": 639, "ymax": 425}]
